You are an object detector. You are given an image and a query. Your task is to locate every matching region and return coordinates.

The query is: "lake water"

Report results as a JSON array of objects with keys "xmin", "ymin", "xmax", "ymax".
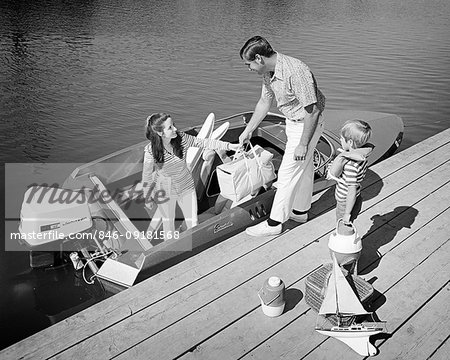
[{"xmin": 1, "ymin": 0, "xmax": 450, "ymax": 350}]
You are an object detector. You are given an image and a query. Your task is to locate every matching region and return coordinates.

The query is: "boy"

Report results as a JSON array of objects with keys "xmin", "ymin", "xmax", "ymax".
[{"xmin": 327, "ymin": 119, "xmax": 373, "ymax": 225}]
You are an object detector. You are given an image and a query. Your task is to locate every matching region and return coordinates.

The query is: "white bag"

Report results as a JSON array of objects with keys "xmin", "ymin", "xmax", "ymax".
[{"xmin": 216, "ymin": 144, "xmax": 276, "ymax": 202}]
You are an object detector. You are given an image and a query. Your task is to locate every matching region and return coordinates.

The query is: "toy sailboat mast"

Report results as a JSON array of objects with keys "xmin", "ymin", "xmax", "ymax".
[
  {"xmin": 315, "ymin": 256, "xmax": 387, "ymax": 356},
  {"xmin": 318, "ymin": 256, "xmax": 370, "ymax": 319}
]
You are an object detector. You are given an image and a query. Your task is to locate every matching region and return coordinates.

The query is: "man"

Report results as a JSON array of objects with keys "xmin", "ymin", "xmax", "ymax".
[{"xmin": 238, "ymin": 36, "xmax": 326, "ymax": 236}]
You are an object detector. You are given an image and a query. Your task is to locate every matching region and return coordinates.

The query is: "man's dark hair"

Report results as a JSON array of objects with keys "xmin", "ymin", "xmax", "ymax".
[{"xmin": 239, "ymin": 36, "xmax": 276, "ymax": 60}]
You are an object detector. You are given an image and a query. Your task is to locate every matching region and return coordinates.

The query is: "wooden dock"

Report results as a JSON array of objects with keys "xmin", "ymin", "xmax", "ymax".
[{"xmin": 2, "ymin": 128, "xmax": 449, "ymax": 360}]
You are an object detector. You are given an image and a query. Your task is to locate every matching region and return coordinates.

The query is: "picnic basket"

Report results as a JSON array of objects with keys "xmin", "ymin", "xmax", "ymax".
[{"xmin": 305, "ymin": 263, "xmax": 374, "ymax": 325}]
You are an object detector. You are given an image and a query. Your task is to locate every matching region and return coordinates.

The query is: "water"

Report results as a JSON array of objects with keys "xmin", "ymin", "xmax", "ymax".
[{"xmin": 1, "ymin": 0, "xmax": 449, "ymax": 350}]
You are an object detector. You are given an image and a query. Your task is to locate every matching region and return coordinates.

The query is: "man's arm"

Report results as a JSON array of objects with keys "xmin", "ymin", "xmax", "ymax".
[
  {"xmin": 294, "ymin": 103, "xmax": 321, "ymax": 159},
  {"xmin": 239, "ymin": 93, "xmax": 272, "ymax": 144}
]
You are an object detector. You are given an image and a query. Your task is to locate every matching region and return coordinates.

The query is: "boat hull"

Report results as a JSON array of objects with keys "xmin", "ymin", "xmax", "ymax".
[
  {"xmin": 316, "ymin": 328, "xmax": 384, "ymax": 338},
  {"xmin": 316, "ymin": 328, "xmax": 383, "ymax": 356},
  {"xmin": 316, "ymin": 321, "xmax": 387, "ymax": 356}
]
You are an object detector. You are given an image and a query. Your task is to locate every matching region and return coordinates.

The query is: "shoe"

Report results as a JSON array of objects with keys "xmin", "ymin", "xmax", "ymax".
[
  {"xmin": 246, "ymin": 220, "xmax": 282, "ymax": 237},
  {"xmin": 290, "ymin": 211, "xmax": 308, "ymax": 223}
]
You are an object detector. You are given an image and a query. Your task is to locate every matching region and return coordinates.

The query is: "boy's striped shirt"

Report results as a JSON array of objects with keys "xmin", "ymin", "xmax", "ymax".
[{"xmin": 335, "ymin": 158, "xmax": 369, "ymax": 201}]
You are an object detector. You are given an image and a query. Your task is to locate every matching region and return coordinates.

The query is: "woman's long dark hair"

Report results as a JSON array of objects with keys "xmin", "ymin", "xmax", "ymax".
[{"xmin": 145, "ymin": 113, "xmax": 183, "ymax": 167}]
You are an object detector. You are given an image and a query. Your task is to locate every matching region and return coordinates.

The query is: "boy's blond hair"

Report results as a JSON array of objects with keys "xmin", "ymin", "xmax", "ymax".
[{"xmin": 340, "ymin": 119, "xmax": 372, "ymax": 148}]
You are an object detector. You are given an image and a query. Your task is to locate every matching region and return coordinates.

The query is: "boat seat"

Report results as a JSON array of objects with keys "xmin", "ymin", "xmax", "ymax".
[
  {"xmin": 201, "ymin": 148, "xmax": 221, "ymax": 187},
  {"xmin": 192, "ymin": 122, "xmax": 230, "ymax": 200},
  {"xmin": 196, "ymin": 149, "xmax": 228, "ymax": 200}
]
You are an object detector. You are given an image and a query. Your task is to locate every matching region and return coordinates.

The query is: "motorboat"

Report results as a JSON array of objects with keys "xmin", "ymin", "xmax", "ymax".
[{"xmin": 18, "ymin": 110, "xmax": 404, "ymax": 288}]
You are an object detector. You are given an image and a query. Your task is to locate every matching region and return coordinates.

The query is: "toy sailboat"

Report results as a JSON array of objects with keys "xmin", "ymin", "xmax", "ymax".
[{"xmin": 315, "ymin": 256, "xmax": 387, "ymax": 356}]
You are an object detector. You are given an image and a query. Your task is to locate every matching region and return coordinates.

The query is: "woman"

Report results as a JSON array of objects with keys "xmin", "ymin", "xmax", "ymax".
[{"xmin": 142, "ymin": 112, "xmax": 240, "ymax": 238}]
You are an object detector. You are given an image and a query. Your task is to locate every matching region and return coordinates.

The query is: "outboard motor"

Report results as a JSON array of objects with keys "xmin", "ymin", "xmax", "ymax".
[{"xmin": 19, "ymin": 185, "xmax": 92, "ymax": 250}]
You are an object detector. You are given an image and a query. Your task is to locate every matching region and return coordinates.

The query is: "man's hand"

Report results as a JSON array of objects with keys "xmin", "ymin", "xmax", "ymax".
[
  {"xmin": 294, "ymin": 144, "xmax": 307, "ymax": 161},
  {"xmin": 238, "ymin": 131, "xmax": 252, "ymax": 146}
]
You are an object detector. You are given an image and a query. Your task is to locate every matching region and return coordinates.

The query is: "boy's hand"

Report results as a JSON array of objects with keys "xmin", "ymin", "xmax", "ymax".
[
  {"xmin": 326, "ymin": 172, "xmax": 346, "ymax": 184},
  {"xmin": 342, "ymin": 213, "xmax": 352, "ymax": 224}
]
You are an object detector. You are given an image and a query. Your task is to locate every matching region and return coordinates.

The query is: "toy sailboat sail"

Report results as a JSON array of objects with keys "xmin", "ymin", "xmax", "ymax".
[{"xmin": 315, "ymin": 256, "xmax": 387, "ymax": 356}]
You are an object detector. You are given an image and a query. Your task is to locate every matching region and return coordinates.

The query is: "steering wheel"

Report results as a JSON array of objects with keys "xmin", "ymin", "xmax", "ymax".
[{"xmin": 313, "ymin": 135, "xmax": 336, "ymax": 177}]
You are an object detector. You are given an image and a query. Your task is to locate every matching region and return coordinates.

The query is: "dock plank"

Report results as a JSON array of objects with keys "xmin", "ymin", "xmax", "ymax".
[
  {"xmin": 428, "ymin": 335, "xmax": 450, "ymax": 360},
  {"xmin": 375, "ymin": 282, "xmax": 450, "ymax": 360}
]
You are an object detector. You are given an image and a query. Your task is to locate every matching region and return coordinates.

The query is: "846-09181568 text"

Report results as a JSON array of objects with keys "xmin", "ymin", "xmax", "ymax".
[{"xmin": 96, "ymin": 229, "xmax": 181, "ymax": 241}]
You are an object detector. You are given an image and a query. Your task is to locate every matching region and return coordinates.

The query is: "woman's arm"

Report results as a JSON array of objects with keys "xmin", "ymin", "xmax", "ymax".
[{"xmin": 182, "ymin": 132, "xmax": 240, "ymax": 152}]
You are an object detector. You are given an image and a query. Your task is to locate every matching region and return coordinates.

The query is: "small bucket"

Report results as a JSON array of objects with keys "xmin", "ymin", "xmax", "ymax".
[
  {"xmin": 258, "ymin": 276, "xmax": 286, "ymax": 317},
  {"xmin": 328, "ymin": 219, "xmax": 361, "ymax": 266}
]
